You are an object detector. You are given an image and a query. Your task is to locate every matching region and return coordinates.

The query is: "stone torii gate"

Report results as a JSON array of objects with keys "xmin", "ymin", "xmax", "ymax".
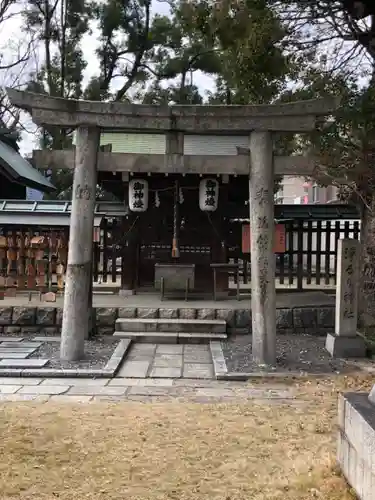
[{"xmin": 7, "ymin": 88, "xmax": 338, "ymax": 363}]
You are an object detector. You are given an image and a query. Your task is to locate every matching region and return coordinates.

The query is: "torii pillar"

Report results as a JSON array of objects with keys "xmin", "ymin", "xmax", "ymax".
[
  {"xmin": 239, "ymin": 102, "xmax": 340, "ymax": 365},
  {"xmin": 249, "ymin": 131, "xmax": 276, "ymax": 365},
  {"xmin": 60, "ymin": 127, "xmax": 100, "ymax": 360}
]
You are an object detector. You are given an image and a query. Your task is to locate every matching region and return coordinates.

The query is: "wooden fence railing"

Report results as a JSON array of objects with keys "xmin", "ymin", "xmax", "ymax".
[{"xmin": 229, "ymin": 220, "xmax": 361, "ymax": 289}]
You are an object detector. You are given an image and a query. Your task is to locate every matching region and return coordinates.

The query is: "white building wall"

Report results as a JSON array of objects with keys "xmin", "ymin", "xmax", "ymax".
[
  {"xmin": 100, "ymin": 132, "xmax": 249, "ymax": 155},
  {"xmin": 276, "ymin": 176, "xmax": 306, "ymax": 204}
]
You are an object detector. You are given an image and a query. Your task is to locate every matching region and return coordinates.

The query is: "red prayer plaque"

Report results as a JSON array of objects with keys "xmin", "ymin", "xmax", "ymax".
[{"xmin": 242, "ymin": 224, "xmax": 286, "ymax": 254}]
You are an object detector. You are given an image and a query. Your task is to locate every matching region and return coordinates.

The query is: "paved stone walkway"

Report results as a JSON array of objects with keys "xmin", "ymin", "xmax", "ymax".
[
  {"xmin": 0, "ymin": 376, "xmax": 299, "ymax": 403},
  {"xmin": 0, "ymin": 338, "xmax": 47, "ymax": 367},
  {"xmin": 117, "ymin": 343, "xmax": 215, "ymax": 379}
]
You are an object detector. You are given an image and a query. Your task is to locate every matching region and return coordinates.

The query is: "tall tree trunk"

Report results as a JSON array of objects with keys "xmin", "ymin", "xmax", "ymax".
[
  {"xmin": 60, "ymin": 0, "xmax": 67, "ymax": 97},
  {"xmin": 358, "ymin": 66, "xmax": 375, "ymax": 329},
  {"xmin": 44, "ymin": 0, "xmax": 53, "ymax": 95}
]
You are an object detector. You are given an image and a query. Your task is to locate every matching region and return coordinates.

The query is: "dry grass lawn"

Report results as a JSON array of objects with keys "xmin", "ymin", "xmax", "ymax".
[{"xmin": 0, "ymin": 375, "xmax": 372, "ymax": 500}]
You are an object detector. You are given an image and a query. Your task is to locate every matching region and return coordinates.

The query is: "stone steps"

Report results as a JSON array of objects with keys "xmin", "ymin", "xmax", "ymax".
[
  {"xmin": 113, "ymin": 331, "xmax": 227, "ymax": 343},
  {"xmin": 114, "ymin": 318, "xmax": 227, "ymax": 334}
]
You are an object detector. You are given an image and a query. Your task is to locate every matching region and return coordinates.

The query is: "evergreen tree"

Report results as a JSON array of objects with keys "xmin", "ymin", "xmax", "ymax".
[
  {"xmin": 22, "ymin": 0, "xmax": 90, "ymax": 198},
  {"xmin": 267, "ymin": 1, "xmax": 375, "ymax": 325},
  {"xmin": 84, "ymin": 0, "xmax": 154, "ymax": 101}
]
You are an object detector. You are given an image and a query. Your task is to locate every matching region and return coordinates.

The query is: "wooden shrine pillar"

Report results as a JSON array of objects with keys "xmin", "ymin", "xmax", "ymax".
[
  {"xmin": 211, "ymin": 182, "xmax": 228, "ymax": 292},
  {"xmin": 120, "ymin": 177, "xmax": 139, "ymax": 294},
  {"xmin": 120, "ymin": 212, "xmax": 139, "ymax": 294},
  {"xmin": 61, "ymin": 126, "xmax": 100, "ymax": 361},
  {"xmin": 249, "ymin": 131, "xmax": 276, "ymax": 366}
]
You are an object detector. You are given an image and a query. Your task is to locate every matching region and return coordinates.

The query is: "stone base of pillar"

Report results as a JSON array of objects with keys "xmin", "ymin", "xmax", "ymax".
[
  {"xmin": 337, "ymin": 393, "xmax": 375, "ymax": 500},
  {"xmin": 325, "ymin": 333, "xmax": 366, "ymax": 358},
  {"xmin": 119, "ymin": 289, "xmax": 135, "ymax": 297}
]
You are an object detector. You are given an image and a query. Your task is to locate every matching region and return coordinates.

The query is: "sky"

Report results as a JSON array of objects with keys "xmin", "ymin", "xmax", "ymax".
[{"xmin": 0, "ymin": 0, "xmax": 216, "ymax": 156}]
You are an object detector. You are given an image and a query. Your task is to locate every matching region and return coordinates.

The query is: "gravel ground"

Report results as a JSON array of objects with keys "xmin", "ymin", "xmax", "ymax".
[
  {"xmin": 221, "ymin": 334, "xmax": 372, "ymax": 374},
  {"xmin": 29, "ymin": 337, "xmax": 119, "ymax": 370}
]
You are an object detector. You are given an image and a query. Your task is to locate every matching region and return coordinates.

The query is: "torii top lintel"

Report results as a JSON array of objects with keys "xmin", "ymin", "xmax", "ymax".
[{"xmin": 6, "ymin": 88, "xmax": 340, "ymax": 134}]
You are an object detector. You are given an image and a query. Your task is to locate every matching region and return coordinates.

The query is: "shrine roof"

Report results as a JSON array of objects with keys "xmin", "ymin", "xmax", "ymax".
[
  {"xmin": 0, "ymin": 139, "xmax": 55, "ymax": 193},
  {"xmin": 0, "ymin": 200, "xmax": 359, "ymax": 222},
  {"xmin": 0, "ymin": 200, "xmax": 127, "ymax": 226}
]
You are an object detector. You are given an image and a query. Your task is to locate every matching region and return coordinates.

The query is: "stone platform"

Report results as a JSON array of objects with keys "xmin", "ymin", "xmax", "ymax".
[
  {"xmin": 338, "ymin": 393, "xmax": 375, "ymax": 500},
  {"xmin": 0, "ymin": 291, "xmax": 335, "ymax": 336}
]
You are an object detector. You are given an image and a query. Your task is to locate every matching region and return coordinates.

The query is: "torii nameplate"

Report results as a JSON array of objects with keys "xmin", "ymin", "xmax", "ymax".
[{"xmin": 7, "ymin": 88, "xmax": 340, "ymax": 133}]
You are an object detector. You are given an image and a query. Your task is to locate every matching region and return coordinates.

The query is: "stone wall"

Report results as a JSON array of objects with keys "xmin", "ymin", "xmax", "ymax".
[{"xmin": 0, "ymin": 305, "xmax": 335, "ymax": 336}]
